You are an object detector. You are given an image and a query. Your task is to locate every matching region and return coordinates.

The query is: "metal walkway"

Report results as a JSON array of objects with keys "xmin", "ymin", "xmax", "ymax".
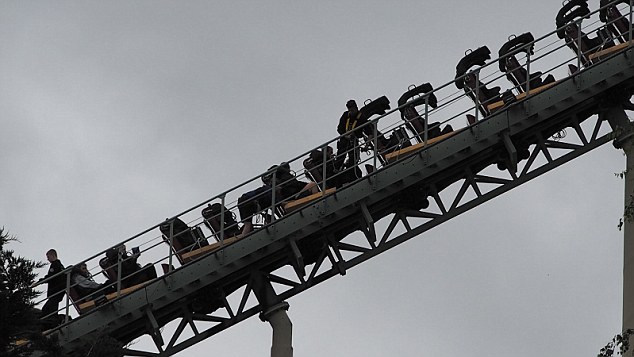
[{"xmin": 38, "ymin": 2, "xmax": 634, "ymax": 356}]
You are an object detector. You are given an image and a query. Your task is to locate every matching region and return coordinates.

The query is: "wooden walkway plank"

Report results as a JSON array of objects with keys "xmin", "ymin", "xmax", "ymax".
[
  {"xmin": 283, "ymin": 188, "xmax": 336, "ymax": 213},
  {"xmin": 487, "ymin": 80, "xmax": 559, "ymax": 112},
  {"xmin": 384, "ymin": 131, "xmax": 458, "ymax": 163}
]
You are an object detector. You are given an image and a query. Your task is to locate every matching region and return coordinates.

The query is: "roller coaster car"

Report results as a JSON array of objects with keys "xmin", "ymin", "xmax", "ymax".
[
  {"xmin": 498, "ymin": 32, "xmax": 556, "ymax": 93},
  {"xmin": 600, "ymin": 0, "xmax": 632, "ymax": 43},
  {"xmin": 66, "ymin": 284, "xmax": 105, "ymax": 314},
  {"xmin": 303, "ymin": 147, "xmax": 358, "ymax": 188},
  {"xmin": 99, "ymin": 252, "xmax": 158, "ymax": 288},
  {"xmin": 201, "ymin": 203, "xmax": 242, "ymax": 242},
  {"xmin": 160, "ymin": 218, "xmax": 209, "ymax": 265},
  {"xmin": 397, "ymin": 83, "xmax": 442, "ymax": 141},
  {"xmin": 455, "ymin": 46, "xmax": 502, "ymax": 117},
  {"xmin": 556, "ymin": 0, "xmax": 614, "ymax": 66},
  {"xmin": 357, "ymin": 96, "xmax": 400, "ymax": 164}
]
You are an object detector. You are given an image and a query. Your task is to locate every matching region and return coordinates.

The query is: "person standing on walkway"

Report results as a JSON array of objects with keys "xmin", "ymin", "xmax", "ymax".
[{"xmin": 39, "ymin": 249, "xmax": 65, "ymax": 317}]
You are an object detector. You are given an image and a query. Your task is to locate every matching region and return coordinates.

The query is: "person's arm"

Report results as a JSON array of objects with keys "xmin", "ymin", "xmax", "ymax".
[
  {"xmin": 355, "ymin": 114, "xmax": 372, "ymax": 137},
  {"xmin": 74, "ymin": 275, "xmax": 101, "ymax": 290},
  {"xmin": 337, "ymin": 112, "xmax": 348, "ymax": 135}
]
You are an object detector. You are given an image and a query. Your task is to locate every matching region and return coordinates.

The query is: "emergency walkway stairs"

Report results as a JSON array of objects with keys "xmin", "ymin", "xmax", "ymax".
[{"xmin": 30, "ymin": 2, "xmax": 634, "ymax": 356}]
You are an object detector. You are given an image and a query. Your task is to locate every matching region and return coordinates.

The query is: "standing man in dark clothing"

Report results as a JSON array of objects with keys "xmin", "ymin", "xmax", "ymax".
[
  {"xmin": 337, "ymin": 100, "xmax": 371, "ymax": 138},
  {"xmin": 336, "ymin": 97, "xmax": 391, "ymax": 174},
  {"xmin": 39, "ymin": 249, "xmax": 65, "ymax": 318},
  {"xmin": 337, "ymin": 97, "xmax": 390, "ymax": 140},
  {"xmin": 335, "ymin": 100, "xmax": 366, "ymax": 177}
]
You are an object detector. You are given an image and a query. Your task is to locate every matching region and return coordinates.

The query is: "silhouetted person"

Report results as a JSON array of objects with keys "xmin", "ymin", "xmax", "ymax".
[
  {"xmin": 39, "ymin": 249, "xmax": 65, "ymax": 318},
  {"xmin": 335, "ymin": 100, "xmax": 366, "ymax": 178},
  {"xmin": 104, "ymin": 244, "xmax": 157, "ymax": 289},
  {"xmin": 336, "ymin": 97, "xmax": 392, "ymax": 170},
  {"xmin": 303, "ymin": 146, "xmax": 357, "ymax": 188},
  {"xmin": 202, "ymin": 203, "xmax": 242, "ymax": 240},
  {"xmin": 238, "ymin": 163, "xmax": 317, "ymax": 237},
  {"xmin": 398, "ymin": 84, "xmax": 452, "ymax": 142}
]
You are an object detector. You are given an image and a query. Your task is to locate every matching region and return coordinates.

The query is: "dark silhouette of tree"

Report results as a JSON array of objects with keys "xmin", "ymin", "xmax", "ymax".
[
  {"xmin": 599, "ymin": 329, "xmax": 633, "ymax": 357},
  {"xmin": 0, "ymin": 227, "xmax": 124, "ymax": 357},
  {"xmin": 0, "ymin": 227, "xmax": 48, "ymax": 356}
]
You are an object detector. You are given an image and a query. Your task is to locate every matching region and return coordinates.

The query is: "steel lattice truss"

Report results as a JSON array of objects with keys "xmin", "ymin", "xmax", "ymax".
[{"xmin": 123, "ymin": 106, "xmax": 626, "ymax": 356}]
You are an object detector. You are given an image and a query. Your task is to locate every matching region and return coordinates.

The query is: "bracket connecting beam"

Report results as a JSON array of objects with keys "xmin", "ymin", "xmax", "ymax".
[{"xmin": 502, "ymin": 131, "xmax": 518, "ymax": 174}]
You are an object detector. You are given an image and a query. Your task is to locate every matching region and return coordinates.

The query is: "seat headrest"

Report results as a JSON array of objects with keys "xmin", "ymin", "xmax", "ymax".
[{"xmin": 455, "ymin": 46, "xmax": 491, "ymax": 89}]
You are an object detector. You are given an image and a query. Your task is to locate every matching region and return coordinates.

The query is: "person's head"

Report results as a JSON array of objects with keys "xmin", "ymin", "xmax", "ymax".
[
  {"xmin": 76, "ymin": 262, "xmax": 90, "ymax": 277},
  {"xmin": 106, "ymin": 244, "xmax": 126, "ymax": 261},
  {"xmin": 346, "ymin": 100, "xmax": 358, "ymax": 116},
  {"xmin": 46, "ymin": 249, "xmax": 58, "ymax": 263},
  {"xmin": 310, "ymin": 147, "xmax": 333, "ymax": 163},
  {"xmin": 309, "ymin": 149, "xmax": 322, "ymax": 163},
  {"xmin": 80, "ymin": 263, "xmax": 91, "ymax": 276}
]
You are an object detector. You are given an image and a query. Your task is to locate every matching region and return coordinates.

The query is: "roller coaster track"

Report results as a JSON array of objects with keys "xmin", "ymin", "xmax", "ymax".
[{"xmin": 33, "ymin": 4, "xmax": 634, "ymax": 356}]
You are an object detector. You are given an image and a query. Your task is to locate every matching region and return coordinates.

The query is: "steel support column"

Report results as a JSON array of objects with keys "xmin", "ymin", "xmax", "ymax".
[
  {"xmin": 261, "ymin": 303, "xmax": 293, "ymax": 357},
  {"xmin": 620, "ymin": 126, "xmax": 634, "ymax": 357},
  {"xmin": 605, "ymin": 106, "xmax": 634, "ymax": 355},
  {"xmin": 253, "ymin": 272, "xmax": 293, "ymax": 357}
]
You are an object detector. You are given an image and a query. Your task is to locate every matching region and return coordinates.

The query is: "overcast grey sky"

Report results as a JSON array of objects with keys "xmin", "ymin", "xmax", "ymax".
[{"xmin": 0, "ymin": 1, "xmax": 627, "ymax": 356}]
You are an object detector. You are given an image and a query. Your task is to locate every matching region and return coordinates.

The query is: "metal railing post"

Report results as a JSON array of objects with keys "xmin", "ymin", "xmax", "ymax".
[
  {"xmin": 526, "ymin": 47, "xmax": 532, "ymax": 93},
  {"xmin": 220, "ymin": 195, "xmax": 226, "ymax": 241},
  {"xmin": 373, "ymin": 122, "xmax": 378, "ymax": 170},
  {"xmin": 630, "ymin": 0, "xmax": 633, "ymax": 43},
  {"xmin": 116, "ymin": 248, "xmax": 122, "ymax": 297},
  {"xmin": 321, "ymin": 144, "xmax": 327, "ymax": 192},
  {"xmin": 577, "ymin": 19, "xmax": 583, "ymax": 69},
  {"xmin": 64, "ymin": 269, "xmax": 71, "ymax": 323},
  {"xmin": 270, "ymin": 171, "xmax": 277, "ymax": 224},
  {"xmin": 168, "ymin": 221, "xmax": 174, "ymax": 273},
  {"xmin": 475, "ymin": 70, "xmax": 481, "ymax": 122},
  {"xmin": 424, "ymin": 96, "xmax": 429, "ymax": 145}
]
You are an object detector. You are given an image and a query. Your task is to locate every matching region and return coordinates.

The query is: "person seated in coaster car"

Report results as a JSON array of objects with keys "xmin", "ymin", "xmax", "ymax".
[
  {"xmin": 556, "ymin": 0, "xmax": 614, "ymax": 67},
  {"xmin": 397, "ymin": 83, "xmax": 453, "ymax": 143},
  {"xmin": 498, "ymin": 32, "xmax": 556, "ymax": 93},
  {"xmin": 455, "ymin": 46, "xmax": 503, "ymax": 117},
  {"xmin": 599, "ymin": 0, "xmax": 632, "ymax": 44}
]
